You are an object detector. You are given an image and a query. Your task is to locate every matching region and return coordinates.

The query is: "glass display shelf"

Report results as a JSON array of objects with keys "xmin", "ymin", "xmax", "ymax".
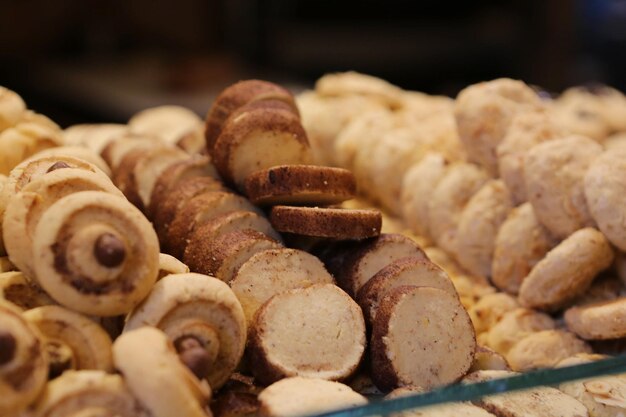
[{"xmin": 303, "ymin": 355, "xmax": 626, "ymax": 417}]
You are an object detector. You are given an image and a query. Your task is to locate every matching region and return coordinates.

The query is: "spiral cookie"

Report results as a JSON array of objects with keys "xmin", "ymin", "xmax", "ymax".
[
  {"xmin": 34, "ymin": 146, "xmax": 112, "ymax": 177},
  {"xmin": 32, "ymin": 369, "xmax": 149, "ymax": 417},
  {"xmin": 0, "ymin": 271, "xmax": 55, "ymax": 310},
  {"xmin": 491, "ymin": 203, "xmax": 557, "ymax": 294},
  {"xmin": 158, "ymin": 253, "xmax": 190, "ymax": 280},
  {"xmin": 454, "ymin": 180, "xmax": 513, "ymax": 278},
  {"xmin": 63, "ymin": 123, "xmax": 127, "ymax": 154},
  {"xmin": 518, "ymin": 228, "xmax": 614, "ymax": 311},
  {"xmin": 115, "ymin": 327, "xmax": 212, "ymax": 417},
  {"xmin": 23, "ymin": 305, "xmax": 113, "ymax": 379},
  {"xmin": 100, "ymin": 135, "xmax": 159, "ymax": 170},
  {"xmin": 0, "ymin": 300, "xmax": 48, "ymax": 416},
  {"xmin": 31, "ymin": 191, "xmax": 159, "ymax": 316},
  {"xmin": 496, "ymin": 111, "xmax": 562, "ymax": 204},
  {"xmin": 129, "ymin": 105, "xmax": 203, "ymax": 147},
  {"xmin": 0, "ymin": 86, "xmax": 26, "ymax": 132},
  {"xmin": 125, "ymin": 273, "xmax": 246, "ymax": 390},
  {"xmin": 524, "ymin": 136, "xmax": 602, "ymax": 239},
  {"xmin": 3, "ymin": 168, "xmax": 123, "ymax": 280},
  {"xmin": 454, "ymin": 78, "xmax": 544, "ymax": 175},
  {"xmin": 0, "ymin": 120, "xmax": 64, "ymax": 175}
]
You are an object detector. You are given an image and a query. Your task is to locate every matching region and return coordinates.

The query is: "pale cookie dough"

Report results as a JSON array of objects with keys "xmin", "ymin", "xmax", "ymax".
[
  {"xmin": 371, "ymin": 286, "xmax": 476, "ymax": 391},
  {"xmin": 565, "ymin": 296, "xmax": 626, "ymax": 340},
  {"xmin": 248, "ymin": 284, "xmax": 366, "ymax": 385},
  {"xmin": 491, "ymin": 203, "xmax": 556, "ymax": 294},
  {"xmin": 468, "ymin": 293, "xmax": 519, "ymax": 335},
  {"xmin": 524, "ymin": 135, "xmax": 602, "ymax": 239},
  {"xmin": 518, "ymin": 228, "xmax": 614, "ymax": 312},
  {"xmin": 584, "ymin": 149, "xmax": 626, "ymax": 251},
  {"xmin": 428, "ymin": 163, "xmax": 489, "ymax": 254},
  {"xmin": 401, "ymin": 152, "xmax": 449, "ymax": 240},
  {"xmin": 496, "ymin": 111, "xmax": 562, "ymax": 204},
  {"xmin": 455, "ymin": 78, "xmax": 544, "ymax": 175},
  {"xmin": 486, "ymin": 308, "xmax": 556, "ymax": 355},
  {"xmin": 505, "ymin": 329, "xmax": 591, "ymax": 372},
  {"xmin": 258, "ymin": 377, "xmax": 367, "ymax": 417},
  {"xmin": 455, "ymin": 180, "xmax": 513, "ymax": 278}
]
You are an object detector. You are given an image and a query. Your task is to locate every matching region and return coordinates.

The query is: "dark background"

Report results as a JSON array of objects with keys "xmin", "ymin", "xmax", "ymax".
[{"xmin": 1, "ymin": 0, "xmax": 625, "ymax": 126}]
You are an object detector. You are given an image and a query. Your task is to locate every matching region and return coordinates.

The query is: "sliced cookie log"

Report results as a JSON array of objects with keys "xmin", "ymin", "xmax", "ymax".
[
  {"xmin": 248, "ymin": 283, "xmax": 366, "ymax": 385},
  {"xmin": 258, "ymin": 377, "xmax": 366, "ymax": 417},
  {"xmin": 387, "ymin": 386, "xmax": 496, "ymax": 417},
  {"xmin": 148, "ymin": 155, "xmax": 219, "ymax": 220},
  {"xmin": 100, "ymin": 135, "xmax": 159, "ymax": 171},
  {"xmin": 454, "ymin": 180, "xmax": 513, "ymax": 278},
  {"xmin": 3, "ymin": 168, "xmax": 123, "ymax": 280},
  {"xmin": 584, "ymin": 149, "xmax": 626, "ymax": 251},
  {"xmin": 491, "ymin": 203, "xmax": 557, "ymax": 295},
  {"xmin": 185, "ymin": 229, "xmax": 282, "ymax": 281},
  {"xmin": 518, "ymin": 228, "xmax": 614, "ymax": 312},
  {"xmin": 524, "ymin": 135, "xmax": 603, "ymax": 239},
  {"xmin": 400, "ymin": 152, "xmax": 450, "ymax": 241},
  {"xmin": 356, "ymin": 256, "xmax": 457, "ymax": 325},
  {"xmin": 230, "ymin": 248, "xmax": 334, "ymax": 325},
  {"xmin": 269, "ymin": 206, "xmax": 382, "ymax": 240},
  {"xmin": 205, "ymin": 80, "xmax": 299, "ymax": 153},
  {"xmin": 32, "ymin": 191, "xmax": 160, "ymax": 316},
  {"xmin": 132, "ymin": 146, "xmax": 189, "ymax": 210},
  {"xmin": 327, "ymin": 233, "xmax": 427, "ymax": 297},
  {"xmin": 243, "ymin": 165, "xmax": 356, "ymax": 206},
  {"xmin": 565, "ymin": 297, "xmax": 626, "ymax": 340},
  {"xmin": 152, "ymin": 176, "xmax": 225, "ymax": 247},
  {"xmin": 370, "ymin": 286, "xmax": 476, "ymax": 391},
  {"xmin": 427, "ymin": 162, "xmax": 489, "ymax": 254},
  {"xmin": 167, "ymin": 190, "xmax": 260, "ymax": 258},
  {"xmin": 125, "ymin": 273, "xmax": 246, "ymax": 390},
  {"xmin": 0, "ymin": 271, "xmax": 55, "ymax": 310},
  {"xmin": 464, "ymin": 370, "xmax": 589, "ymax": 417},
  {"xmin": 470, "ymin": 346, "xmax": 510, "ymax": 372},
  {"xmin": 0, "ymin": 300, "xmax": 49, "ymax": 416},
  {"xmin": 158, "ymin": 253, "xmax": 190, "ymax": 280},
  {"xmin": 485, "ymin": 308, "xmax": 556, "ymax": 356},
  {"xmin": 212, "ymin": 103, "xmax": 311, "ymax": 188},
  {"xmin": 113, "ymin": 327, "xmax": 212, "ymax": 417},
  {"xmin": 505, "ymin": 329, "xmax": 591, "ymax": 372},
  {"xmin": 24, "ymin": 305, "xmax": 114, "ymax": 377},
  {"xmin": 184, "ymin": 211, "xmax": 282, "ymax": 268},
  {"xmin": 31, "ymin": 370, "xmax": 147, "ymax": 417}
]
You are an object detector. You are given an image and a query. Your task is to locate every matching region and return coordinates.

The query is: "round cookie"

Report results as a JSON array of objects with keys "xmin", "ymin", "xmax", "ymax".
[
  {"xmin": 0, "ymin": 86, "xmax": 26, "ymax": 131},
  {"xmin": 584, "ymin": 149, "xmax": 626, "ymax": 251},
  {"xmin": 485, "ymin": 308, "xmax": 556, "ymax": 356},
  {"xmin": 129, "ymin": 105, "xmax": 203, "ymax": 147},
  {"xmin": 565, "ymin": 297, "xmax": 626, "ymax": 340},
  {"xmin": 454, "ymin": 78, "xmax": 544, "ymax": 175},
  {"xmin": 468, "ymin": 292, "xmax": 519, "ymax": 335},
  {"xmin": 454, "ymin": 180, "xmax": 513, "ymax": 278},
  {"xmin": 524, "ymin": 135, "xmax": 602, "ymax": 239},
  {"xmin": 0, "ymin": 271, "xmax": 55, "ymax": 310},
  {"xmin": 496, "ymin": 111, "xmax": 562, "ymax": 204},
  {"xmin": 315, "ymin": 71, "xmax": 404, "ymax": 108},
  {"xmin": 518, "ymin": 228, "xmax": 614, "ymax": 312},
  {"xmin": 491, "ymin": 203, "xmax": 557, "ymax": 294}
]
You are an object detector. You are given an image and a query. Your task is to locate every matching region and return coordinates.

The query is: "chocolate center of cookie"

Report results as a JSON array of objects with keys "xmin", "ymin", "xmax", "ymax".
[
  {"xmin": 46, "ymin": 161, "xmax": 71, "ymax": 173},
  {"xmin": 0, "ymin": 331, "xmax": 16, "ymax": 365},
  {"xmin": 175, "ymin": 336, "xmax": 212, "ymax": 380},
  {"xmin": 94, "ymin": 233, "xmax": 126, "ymax": 267}
]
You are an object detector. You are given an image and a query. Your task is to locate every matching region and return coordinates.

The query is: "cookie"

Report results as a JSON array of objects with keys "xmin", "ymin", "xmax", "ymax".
[
  {"xmin": 63, "ymin": 123, "xmax": 127, "ymax": 154},
  {"xmin": 100, "ymin": 135, "xmax": 159, "ymax": 170},
  {"xmin": 0, "ymin": 86, "xmax": 26, "ymax": 132},
  {"xmin": 470, "ymin": 346, "xmax": 510, "ymax": 372},
  {"xmin": 552, "ymin": 87, "xmax": 612, "ymax": 141},
  {"xmin": 565, "ymin": 297, "xmax": 626, "ymax": 340},
  {"xmin": 244, "ymin": 165, "xmax": 356, "ymax": 206},
  {"xmin": 315, "ymin": 71, "xmax": 404, "ymax": 108},
  {"xmin": 491, "ymin": 203, "xmax": 556, "ymax": 294},
  {"xmin": 496, "ymin": 111, "xmax": 562, "ymax": 204},
  {"xmin": 129, "ymin": 105, "xmax": 203, "ymax": 147},
  {"xmin": 0, "ymin": 271, "xmax": 55, "ymax": 310},
  {"xmin": 230, "ymin": 248, "xmax": 334, "ymax": 325},
  {"xmin": 269, "ymin": 206, "xmax": 382, "ymax": 241},
  {"xmin": 468, "ymin": 293, "xmax": 519, "ymax": 335},
  {"xmin": 157, "ymin": 253, "xmax": 190, "ymax": 280},
  {"xmin": 32, "ymin": 191, "xmax": 159, "ymax": 316},
  {"xmin": 125, "ymin": 273, "xmax": 246, "ymax": 390},
  {"xmin": 427, "ymin": 162, "xmax": 489, "ymax": 254},
  {"xmin": 455, "ymin": 78, "xmax": 544, "ymax": 175},
  {"xmin": 454, "ymin": 180, "xmax": 513, "ymax": 278},
  {"xmin": 34, "ymin": 145, "xmax": 112, "ymax": 177},
  {"xmin": 371, "ymin": 286, "xmax": 476, "ymax": 391},
  {"xmin": 524, "ymin": 135, "xmax": 602, "ymax": 238},
  {"xmin": 386, "ymin": 386, "xmax": 495, "ymax": 417},
  {"xmin": 518, "ymin": 228, "xmax": 614, "ymax": 311},
  {"xmin": 485, "ymin": 308, "xmax": 556, "ymax": 355},
  {"xmin": 248, "ymin": 284, "xmax": 366, "ymax": 385}
]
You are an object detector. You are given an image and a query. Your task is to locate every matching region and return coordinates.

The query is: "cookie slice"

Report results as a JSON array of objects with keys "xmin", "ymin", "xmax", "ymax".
[
  {"xmin": 248, "ymin": 284, "xmax": 365, "ymax": 385},
  {"xmin": 370, "ymin": 286, "xmax": 476, "ymax": 391},
  {"xmin": 243, "ymin": 165, "xmax": 356, "ymax": 206},
  {"xmin": 356, "ymin": 256, "xmax": 457, "ymax": 325},
  {"xmin": 269, "ymin": 206, "xmax": 381, "ymax": 241},
  {"xmin": 565, "ymin": 297, "xmax": 626, "ymax": 340},
  {"xmin": 230, "ymin": 248, "xmax": 334, "ymax": 324}
]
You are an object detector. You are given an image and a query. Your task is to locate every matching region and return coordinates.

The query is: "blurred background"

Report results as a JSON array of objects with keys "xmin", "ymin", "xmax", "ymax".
[{"xmin": 1, "ymin": 0, "xmax": 625, "ymax": 126}]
